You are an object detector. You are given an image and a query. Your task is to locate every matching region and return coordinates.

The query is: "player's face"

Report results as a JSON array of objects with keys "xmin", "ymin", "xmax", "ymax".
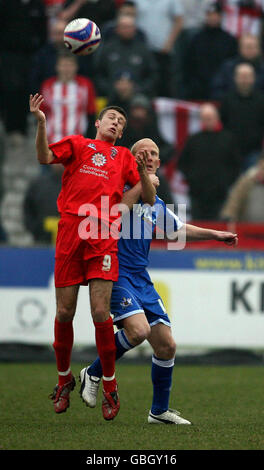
[
  {"xmin": 95, "ymin": 110, "xmax": 126, "ymax": 142},
  {"xmin": 136, "ymin": 141, "xmax": 160, "ymax": 174}
]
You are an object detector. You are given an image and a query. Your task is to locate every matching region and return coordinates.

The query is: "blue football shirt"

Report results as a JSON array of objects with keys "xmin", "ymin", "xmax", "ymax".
[{"xmin": 117, "ymin": 195, "xmax": 183, "ymax": 273}]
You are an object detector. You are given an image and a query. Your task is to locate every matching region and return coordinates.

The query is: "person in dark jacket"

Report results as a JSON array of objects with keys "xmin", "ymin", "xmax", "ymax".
[
  {"xmin": 94, "ymin": 14, "xmax": 157, "ymax": 98},
  {"xmin": 183, "ymin": 1, "xmax": 237, "ymax": 100},
  {"xmin": 220, "ymin": 62, "xmax": 264, "ymax": 170},
  {"xmin": 178, "ymin": 103, "xmax": 241, "ymax": 220},
  {"xmin": 60, "ymin": 0, "xmax": 117, "ymax": 29},
  {"xmin": 23, "ymin": 165, "xmax": 63, "ymax": 244},
  {"xmin": 119, "ymin": 94, "xmax": 176, "ymax": 205},
  {"xmin": 211, "ymin": 33, "xmax": 264, "ymax": 99},
  {"xmin": 0, "ymin": 0, "xmax": 47, "ymax": 142}
]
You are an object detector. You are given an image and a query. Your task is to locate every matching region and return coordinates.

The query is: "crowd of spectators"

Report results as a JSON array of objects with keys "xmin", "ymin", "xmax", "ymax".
[{"xmin": 1, "ymin": 0, "xmax": 264, "ymax": 244}]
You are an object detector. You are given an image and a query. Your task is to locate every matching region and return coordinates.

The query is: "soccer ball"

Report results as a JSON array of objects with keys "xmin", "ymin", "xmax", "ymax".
[{"xmin": 64, "ymin": 18, "xmax": 101, "ymax": 56}]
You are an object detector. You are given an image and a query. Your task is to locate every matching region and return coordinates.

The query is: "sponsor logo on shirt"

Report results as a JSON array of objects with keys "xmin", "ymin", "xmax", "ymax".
[
  {"xmin": 91, "ymin": 153, "xmax": 107, "ymax": 167},
  {"xmin": 87, "ymin": 143, "xmax": 97, "ymax": 150}
]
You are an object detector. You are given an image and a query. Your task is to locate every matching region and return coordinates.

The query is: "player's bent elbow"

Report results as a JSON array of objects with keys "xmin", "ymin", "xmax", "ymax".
[{"xmin": 37, "ymin": 151, "xmax": 54, "ymax": 164}]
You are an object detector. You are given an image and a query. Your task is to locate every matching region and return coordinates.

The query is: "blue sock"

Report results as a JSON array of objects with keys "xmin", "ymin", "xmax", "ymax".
[
  {"xmin": 151, "ymin": 354, "xmax": 175, "ymax": 415},
  {"xmin": 87, "ymin": 329, "xmax": 134, "ymax": 378}
]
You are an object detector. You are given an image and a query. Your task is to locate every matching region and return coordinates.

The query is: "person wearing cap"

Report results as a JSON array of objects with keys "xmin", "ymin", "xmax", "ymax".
[
  {"xmin": 182, "ymin": 1, "xmax": 237, "ymax": 99},
  {"xmin": 107, "ymin": 70, "xmax": 137, "ymax": 115}
]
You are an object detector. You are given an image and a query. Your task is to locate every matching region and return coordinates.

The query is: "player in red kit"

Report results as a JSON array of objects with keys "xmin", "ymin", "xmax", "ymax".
[{"xmin": 29, "ymin": 93, "xmax": 156, "ymax": 420}]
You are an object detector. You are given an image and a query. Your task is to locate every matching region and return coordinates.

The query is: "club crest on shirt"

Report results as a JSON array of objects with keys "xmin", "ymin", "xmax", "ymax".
[
  {"xmin": 91, "ymin": 153, "xmax": 107, "ymax": 167},
  {"xmin": 120, "ymin": 297, "xmax": 132, "ymax": 309},
  {"xmin": 110, "ymin": 147, "xmax": 118, "ymax": 160}
]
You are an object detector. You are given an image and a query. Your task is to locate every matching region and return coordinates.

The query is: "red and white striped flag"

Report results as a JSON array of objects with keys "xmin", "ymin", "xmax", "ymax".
[
  {"xmin": 221, "ymin": 0, "xmax": 264, "ymax": 37},
  {"xmin": 154, "ymin": 98, "xmax": 202, "ymax": 151}
]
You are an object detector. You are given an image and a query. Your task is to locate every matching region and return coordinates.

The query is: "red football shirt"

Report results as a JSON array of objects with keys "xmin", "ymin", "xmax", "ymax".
[{"xmin": 49, "ymin": 135, "xmax": 140, "ymax": 225}]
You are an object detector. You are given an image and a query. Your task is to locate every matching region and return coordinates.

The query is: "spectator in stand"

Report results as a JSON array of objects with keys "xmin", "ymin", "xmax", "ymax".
[
  {"xmin": 59, "ymin": 0, "xmax": 117, "ymax": 29},
  {"xmin": 178, "ymin": 103, "xmax": 241, "ymax": 220},
  {"xmin": 0, "ymin": 0, "xmax": 47, "ymax": 146},
  {"xmin": 220, "ymin": 157, "xmax": 264, "ymax": 222},
  {"xmin": 107, "ymin": 71, "xmax": 136, "ymax": 115},
  {"xmin": 119, "ymin": 94, "xmax": 175, "ymax": 164},
  {"xmin": 221, "ymin": 0, "xmax": 264, "ymax": 38},
  {"xmin": 94, "ymin": 14, "xmax": 157, "ymax": 98},
  {"xmin": 183, "ymin": 1, "xmax": 237, "ymax": 100},
  {"xmin": 101, "ymin": 1, "xmax": 146, "ymax": 42},
  {"xmin": 24, "ymin": 164, "xmax": 63, "ymax": 244},
  {"xmin": 40, "ymin": 52, "xmax": 96, "ymax": 142},
  {"xmin": 30, "ymin": 18, "xmax": 94, "ymax": 94},
  {"xmin": 220, "ymin": 62, "xmax": 264, "ymax": 169},
  {"xmin": 211, "ymin": 33, "xmax": 264, "ymax": 99},
  {"xmin": 133, "ymin": 0, "xmax": 184, "ymax": 98},
  {"xmin": 119, "ymin": 94, "xmax": 176, "ymax": 205},
  {"xmin": 172, "ymin": 0, "xmax": 210, "ymax": 98}
]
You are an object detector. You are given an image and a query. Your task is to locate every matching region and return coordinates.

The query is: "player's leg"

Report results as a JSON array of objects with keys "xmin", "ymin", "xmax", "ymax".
[
  {"xmin": 50, "ymin": 284, "xmax": 79, "ymax": 413},
  {"xmin": 80, "ymin": 273, "xmax": 150, "ymax": 408},
  {"xmin": 81, "ymin": 313, "xmax": 150, "ymax": 404},
  {"xmin": 89, "ymin": 278, "xmax": 120, "ymax": 420},
  {"xmin": 147, "ymin": 323, "xmax": 191, "ymax": 425},
  {"xmin": 148, "ymin": 323, "xmax": 176, "ymax": 415}
]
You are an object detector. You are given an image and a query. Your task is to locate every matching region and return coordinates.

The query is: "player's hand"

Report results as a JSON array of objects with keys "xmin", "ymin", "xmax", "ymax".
[
  {"xmin": 29, "ymin": 93, "xmax": 46, "ymax": 123},
  {"xmin": 135, "ymin": 150, "xmax": 147, "ymax": 173},
  {"xmin": 149, "ymin": 174, "xmax": 160, "ymax": 187},
  {"xmin": 215, "ymin": 231, "xmax": 238, "ymax": 246}
]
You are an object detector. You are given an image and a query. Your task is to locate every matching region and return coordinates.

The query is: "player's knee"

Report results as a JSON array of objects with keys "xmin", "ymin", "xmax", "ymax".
[
  {"xmin": 91, "ymin": 307, "xmax": 109, "ymax": 323},
  {"xmin": 56, "ymin": 304, "xmax": 75, "ymax": 322},
  {"xmin": 155, "ymin": 338, "xmax": 176, "ymax": 360},
  {"xmin": 128, "ymin": 323, "xmax": 151, "ymax": 346}
]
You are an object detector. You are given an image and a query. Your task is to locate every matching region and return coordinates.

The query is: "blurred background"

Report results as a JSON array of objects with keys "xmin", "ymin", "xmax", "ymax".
[{"xmin": 0, "ymin": 0, "xmax": 264, "ymax": 365}]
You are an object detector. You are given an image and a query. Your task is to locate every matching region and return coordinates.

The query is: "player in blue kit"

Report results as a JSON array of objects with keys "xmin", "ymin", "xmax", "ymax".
[{"xmin": 79, "ymin": 138, "xmax": 238, "ymax": 424}]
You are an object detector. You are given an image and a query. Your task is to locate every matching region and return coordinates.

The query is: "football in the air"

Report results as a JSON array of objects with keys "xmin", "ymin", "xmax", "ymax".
[{"xmin": 63, "ymin": 18, "xmax": 101, "ymax": 56}]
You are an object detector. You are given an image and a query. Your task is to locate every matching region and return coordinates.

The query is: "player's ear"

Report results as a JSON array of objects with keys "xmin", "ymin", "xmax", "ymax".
[
  {"xmin": 157, "ymin": 158, "xmax": 161, "ymax": 169},
  {"xmin": 95, "ymin": 119, "xmax": 100, "ymax": 130}
]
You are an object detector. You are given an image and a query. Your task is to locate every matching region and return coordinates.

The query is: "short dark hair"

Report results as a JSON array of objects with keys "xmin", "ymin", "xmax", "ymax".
[
  {"xmin": 122, "ymin": 1, "xmax": 136, "ymax": 7},
  {"xmin": 98, "ymin": 105, "xmax": 128, "ymax": 128}
]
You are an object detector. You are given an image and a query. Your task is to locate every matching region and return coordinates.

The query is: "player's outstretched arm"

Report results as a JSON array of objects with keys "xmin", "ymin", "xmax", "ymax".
[
  {"xmin": 180, "ymin": 224, "xmax": 238, "ymax": 246},
  {"xmin": 135, "ymin": 151, "xmax": 156, "ymax": 206},
  {"xmin": 29, "ymin": 93, "xmax": 54, "ymax": 164}
]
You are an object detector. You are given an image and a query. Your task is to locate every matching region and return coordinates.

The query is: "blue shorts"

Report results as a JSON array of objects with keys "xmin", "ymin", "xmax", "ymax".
[{"xmin": 110, "ymin": 269, "xmax": 171, "ymax": 328}]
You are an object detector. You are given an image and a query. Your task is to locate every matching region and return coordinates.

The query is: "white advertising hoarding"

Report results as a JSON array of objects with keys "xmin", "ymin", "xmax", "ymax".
[{"xmin": 1, "ymin": 268, "xmax": 263, "ymax": 349}]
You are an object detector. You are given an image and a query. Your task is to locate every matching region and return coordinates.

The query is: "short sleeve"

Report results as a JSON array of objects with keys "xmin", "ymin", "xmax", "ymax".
[
  {"xmin": 49, "ymin": 135, "xmax": 77, "ymax": 165},
  {"xmin": 123, "ymin": 149, "xmax": 140, "ymax": 187},
  {"xmin": 156, "ymin": 198, "xmax": 183, "ymax": 236}
]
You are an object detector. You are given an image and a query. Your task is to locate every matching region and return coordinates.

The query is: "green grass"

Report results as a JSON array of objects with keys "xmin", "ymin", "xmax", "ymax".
[{"xmin": 0, "ymin": 363, "xmax": 263, "ymax": 450}]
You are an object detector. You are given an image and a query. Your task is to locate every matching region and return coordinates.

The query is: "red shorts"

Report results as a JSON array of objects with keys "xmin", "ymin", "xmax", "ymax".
[{"xmin": 54, "ymin": 215, "xmax": 119, "ymax": 288}]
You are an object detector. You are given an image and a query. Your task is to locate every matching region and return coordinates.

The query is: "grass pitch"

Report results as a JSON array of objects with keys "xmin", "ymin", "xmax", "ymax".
[{"xmin": 0, "ymin": 362, "xmax": 263, "ymax": 450}]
